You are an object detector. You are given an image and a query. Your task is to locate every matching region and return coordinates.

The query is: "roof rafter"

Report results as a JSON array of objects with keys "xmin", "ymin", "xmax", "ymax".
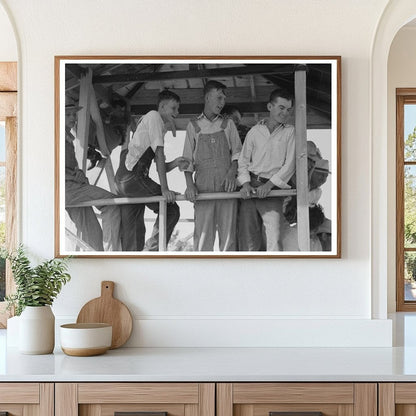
[{"xmin": 92, "ymin": 64, "xmax": 297, "ymax": 84}]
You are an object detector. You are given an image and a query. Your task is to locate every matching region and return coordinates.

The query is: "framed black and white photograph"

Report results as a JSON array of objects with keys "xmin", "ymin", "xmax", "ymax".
[{"xmin": 55, "ymin": 56, "xmax": 341, "ymax": 258}]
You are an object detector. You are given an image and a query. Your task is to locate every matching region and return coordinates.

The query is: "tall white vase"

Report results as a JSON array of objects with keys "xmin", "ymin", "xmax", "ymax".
[{"xmin": 19, "ymin": 306, "xmax": 55, "ymax": 354}]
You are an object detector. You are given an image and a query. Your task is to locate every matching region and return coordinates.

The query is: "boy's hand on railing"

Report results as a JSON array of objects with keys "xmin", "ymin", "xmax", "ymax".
[
  {"xmin": 222, "ymin": 170, "xmax": 238, "ymax": 192},
  {"xmin": 176, "ymin": 157, "xmax": 191, "ymax": 171},
  {"xmin": 162, "ymin": 188, "xmax": 177, "ymax": 203},
  {"xmin": 185, "ymin": 184, "xmax": 198, "ymax": 202},
  {"xmin": 240, "ymin": 182, "xmax": 255, "ymax": 199},
  {"xmin": 256, "ymin": 181, "xmax": 274, "ymax": 199}
]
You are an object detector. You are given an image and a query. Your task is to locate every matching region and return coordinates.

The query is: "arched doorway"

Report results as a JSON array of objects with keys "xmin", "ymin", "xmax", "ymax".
[
  {"xmin": 371, "ymin": 1, "xmax": 416, "ymax": 318},
  {"xmin": 0, "ymin": 0, "xmax": 18, "ymax": 326}
]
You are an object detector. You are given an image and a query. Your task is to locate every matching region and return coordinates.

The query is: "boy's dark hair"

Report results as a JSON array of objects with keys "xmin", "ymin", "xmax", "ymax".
[
  {"xmin": 269, "ymin": 88, "xmax": 293, "ymax": 104},
  {"xmin": 222, "ymin": 105, "xmax": 242, "ymax": 117},
  {"xmin": 157, "ymin": 89, "xmax": 180, "ymax": 106},
  {"xmin": 203, "ymin": 80, "xmax": 227, "ymax": 97}
]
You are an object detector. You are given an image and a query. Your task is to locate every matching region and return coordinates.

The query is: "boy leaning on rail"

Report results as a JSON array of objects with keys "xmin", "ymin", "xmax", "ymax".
[
  {"xmin": 115, "ymin": 90, "xmax": 190, "ymax": 251},
  {"xmin": 237, "ymin": 88, "xmax": 296, "ymax": 252},
  {"xmin": 182, "ymin": 80, "xmax": 242, "ymax": 252}
]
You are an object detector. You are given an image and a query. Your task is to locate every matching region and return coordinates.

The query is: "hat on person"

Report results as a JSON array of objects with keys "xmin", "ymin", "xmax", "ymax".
[
  {"xmin": 314, "ymin": 159, "xmax": 331, "ymax": 174},
  {"xmin": 65, "ymin": 104, "xmax": 83, "ymax": 112},
  {"xmin": 307, "ymin": 141, "xmax": 322, "ymax": 163}
]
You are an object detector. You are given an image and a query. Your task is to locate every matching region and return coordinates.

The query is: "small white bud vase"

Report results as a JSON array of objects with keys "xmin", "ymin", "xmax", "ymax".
[{"xmin": 18, "ymin": 306, "xmax": 55, "ymax": 354}]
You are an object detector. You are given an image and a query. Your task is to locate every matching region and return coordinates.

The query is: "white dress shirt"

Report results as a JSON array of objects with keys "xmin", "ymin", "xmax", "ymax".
[
  {"xmin": 237, "ymin": 120, "xmax": 295, "ymax": 189},
  {"xmin": 125, "ymin": 110, "xmax": 166, "ymax": 171}
]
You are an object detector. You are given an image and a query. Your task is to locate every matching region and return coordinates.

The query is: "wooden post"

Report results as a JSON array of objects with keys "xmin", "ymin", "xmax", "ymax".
[
  {"xmin": 294, "ymin": 65, "xmax": 310, "ymax": 251},
  {"xmin": 159, "ymin": 200, "xmax": 167, "ymax": 251},
  {"xmin": 77, "ymin": 68, "xmax": 92, "ymax": 173}
]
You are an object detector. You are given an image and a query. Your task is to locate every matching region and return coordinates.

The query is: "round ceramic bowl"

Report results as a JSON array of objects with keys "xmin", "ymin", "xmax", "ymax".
[{"xmin": 60, "ymin": 323, "xmax": 112, "ymax": 357}]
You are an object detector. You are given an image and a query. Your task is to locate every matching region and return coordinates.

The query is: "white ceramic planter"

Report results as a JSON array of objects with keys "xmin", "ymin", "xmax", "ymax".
[
  {"xmin": 19, "ymin": 305, "xmax": 55, "ymax": 354},
  {"xmin": 6, "ymin": 315, "xmax": 20, "ymax": 347}
]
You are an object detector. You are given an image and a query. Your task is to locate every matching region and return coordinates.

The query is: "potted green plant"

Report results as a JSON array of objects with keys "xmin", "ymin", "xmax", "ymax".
[{"xmin": 4, "ymin": 246, "xmax": 71, "ymax": 354}]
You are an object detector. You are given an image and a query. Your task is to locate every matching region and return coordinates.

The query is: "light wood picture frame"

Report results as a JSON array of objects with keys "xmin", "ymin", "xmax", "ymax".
[{"xmin": 55, "ymin": 56, "xmax": 341, "ymax": 258}]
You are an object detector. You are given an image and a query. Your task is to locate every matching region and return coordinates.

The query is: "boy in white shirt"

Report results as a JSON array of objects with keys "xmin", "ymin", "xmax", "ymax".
[
  {"xmin": 115, "ymin": 90, "xmax": 189, "ymax": 251},
  {"xmin": 237, "ymin": 88, "xmax": 295, "ymax": 251}
]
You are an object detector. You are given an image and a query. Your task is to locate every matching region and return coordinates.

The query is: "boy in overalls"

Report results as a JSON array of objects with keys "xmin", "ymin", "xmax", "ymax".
[{"xmin": 183, "ymin": 80, "xmax": 242, "ymax": 251}]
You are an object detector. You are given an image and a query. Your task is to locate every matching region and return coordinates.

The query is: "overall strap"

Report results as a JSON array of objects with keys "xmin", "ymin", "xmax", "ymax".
[
  {"xmin": 191, "ymin": 119, "xmax": 201, "ymax": 134},
  {"xmin": 220, "ymin": 117, "xmax": 229, "ymax": 130}
]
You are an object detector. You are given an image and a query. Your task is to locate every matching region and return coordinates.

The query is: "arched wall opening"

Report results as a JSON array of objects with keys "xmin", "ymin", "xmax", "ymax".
[{"xmin": 371, "ymin": 1, "xmax": 416, "ymax": 319}]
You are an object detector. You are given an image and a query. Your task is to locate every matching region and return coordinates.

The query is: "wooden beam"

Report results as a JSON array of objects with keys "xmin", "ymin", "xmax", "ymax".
[
  {"xmin": 125, "ymin": 82, "xmax": 146, "ymax": 100},
  {"xmin": 131, "ymin": 101, "xmax": 269, "ymax": 115},
  {"xmin": 0, "ymin": 62, "xmax": 17, "ymax": 91},
  {"xmin": 295, "ymin": 65, "xmax": 310, "ymax": 251},
  {"xmin": 93, "ymin": 64, "xmax": 297, "ymax": 84},
  {"xmin": 159, "ymin": 201, "xmax": 167, "ymax": 251},
  {"xmin": 131, "ymin": 102, "xmax": 330, "ymax": 129},
  {"xmin": 264, "ymin": 74, "xmax": 331, "ymax": 115},
  {"xmin": 65, "ymin": 64, "xmax": 127, "ymax": 92},
  {"xmin": 77, "ymin": 69, "xmax": 93, "ymax": 173},
  {"xmin": 66, "ymin": 64, "xmax": 86, "ymax": 79},
  {"xmin": 267, "ymin": 73, "xmax": 331, "ymax": 101},
  {"xmin": 130, "ymin": 86, "xmax": 272, "ymax": 105},
  {"xmin": 0, "ymin": 92, "xmax": 17, "ymax": 120},
  {"xmin": 126, "ymin": 64, "xmax": 164, "ymax": 100}
]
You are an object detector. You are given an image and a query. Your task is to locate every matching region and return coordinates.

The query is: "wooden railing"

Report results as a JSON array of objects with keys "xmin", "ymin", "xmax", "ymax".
[{"xmin": 67, "ymin": 189, "xmax": 298, "ymax": 251}]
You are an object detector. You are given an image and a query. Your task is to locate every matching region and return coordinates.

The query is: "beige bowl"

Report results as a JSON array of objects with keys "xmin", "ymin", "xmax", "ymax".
[{"xmin": 60, "ymin": 323, "xmax": 112, "ymax": 356}]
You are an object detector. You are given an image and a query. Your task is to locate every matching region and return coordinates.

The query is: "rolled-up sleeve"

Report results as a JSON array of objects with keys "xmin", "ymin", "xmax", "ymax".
[
  {"xmin": 182, "ymin": 122, "xmax": 196, "ymax": 172},
  {"xmin": 269, "ymin": 126, "xmax": 296, "ymax": 189},
  {"xmin": 227, "ymin": 120, "xmax": 242, "ymax": 161},
  {"xmin": 237, "ymin": 130, "xmax": 254, "ymax": 185},
  {"xmin": 148, "ymin": 111, "xmax": 165, "ymax": 151}
]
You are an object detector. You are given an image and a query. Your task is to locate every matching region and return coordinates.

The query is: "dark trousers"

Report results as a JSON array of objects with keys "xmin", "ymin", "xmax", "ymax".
[{"xmin": 116, "ymin": 173, "xmax": 179, "ymax": 251}]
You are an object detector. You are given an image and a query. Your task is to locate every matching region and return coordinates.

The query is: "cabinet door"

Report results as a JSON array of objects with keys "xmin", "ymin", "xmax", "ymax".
[
  {"xmin": 55, "ymin": 383, "xmax": 215, "ymax": 416},
  {"xmin": 379, "ymin": 383, "xmax": 416, "ymax": 416},
  {"xmin": 0, "ymin": 383, "xmax": 53, "ymax": 416},
  {"xmin": 217, "ymin": 383, "xmax": 377, "ymax": 416}
]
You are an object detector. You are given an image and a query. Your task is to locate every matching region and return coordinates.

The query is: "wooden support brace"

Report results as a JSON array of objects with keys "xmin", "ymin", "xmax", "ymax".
[
  {"xmin": 295, "ymin": 65, "xmax": 310, "ymax": 251},
  {"xmin": 159, "ymin": 200, "xmax": 167, "ymax": 251},
  {"xmin": 77, "ymin": 68, "xmax": 92, "ymax": 173},
  {"xmin": 89, "ymin": 86, "xmax": 117, "ymax": 193}
]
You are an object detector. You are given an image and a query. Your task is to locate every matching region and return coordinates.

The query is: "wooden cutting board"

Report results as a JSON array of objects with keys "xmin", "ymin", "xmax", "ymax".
[{"xmin": 76, "ymin": 281, "xmax": 133, "ymax": 349}]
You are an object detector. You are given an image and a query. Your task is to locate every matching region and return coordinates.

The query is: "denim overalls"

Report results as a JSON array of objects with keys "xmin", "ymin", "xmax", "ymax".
[
  {"xmin": 191, "ymin": 118, "xmax": 237, "ymax": 251},
  {"xmin": 115, "ymin": 147, "xmax": 179, "ymax": 251}
]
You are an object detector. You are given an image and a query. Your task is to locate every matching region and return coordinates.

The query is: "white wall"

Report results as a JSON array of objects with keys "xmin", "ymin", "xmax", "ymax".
[
  {"xmin": 387, "ymin": 26, "xmax": 416, "ymax": 312},
  {"xmin": 0, "ymin": 3, "xmax": 16, "ymax": 61},
  {"xmin": 0, "ymin": 0, "xmax": 394, "ymax": 347}
]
